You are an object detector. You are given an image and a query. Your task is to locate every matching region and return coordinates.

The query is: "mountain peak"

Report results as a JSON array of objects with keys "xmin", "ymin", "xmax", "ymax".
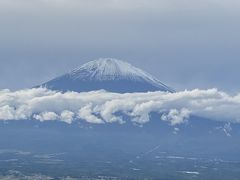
[
  {"xmin": 70, "ymin": 58, "xmax": 135, "ymax": 80},
  {"xmin": 70, "ymin": 58, "xmax": 158, "ymax": 82},
  {"xmin": 39, "ymin": 58, "xmax": 174, "ymax": 93}
]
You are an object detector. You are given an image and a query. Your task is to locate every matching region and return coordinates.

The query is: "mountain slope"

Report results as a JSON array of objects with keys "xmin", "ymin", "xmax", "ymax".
[{"xmin": 39, "ymin": 58, "xmax": 174, "ymax": 93}]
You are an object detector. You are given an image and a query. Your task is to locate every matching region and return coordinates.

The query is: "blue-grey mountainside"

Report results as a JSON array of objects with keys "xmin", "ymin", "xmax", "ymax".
[{"xmin": 39, "ymin": 58, "xmax": 174, "ymax": 93}]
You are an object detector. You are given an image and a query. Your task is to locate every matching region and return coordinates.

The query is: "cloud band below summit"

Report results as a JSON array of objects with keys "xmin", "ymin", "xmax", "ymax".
[{"xmin": 0, "ymin": 88, "xmax": 239, "ymax": 125}]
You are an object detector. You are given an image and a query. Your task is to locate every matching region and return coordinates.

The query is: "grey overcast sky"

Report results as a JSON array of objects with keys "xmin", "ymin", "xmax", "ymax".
[{"xmin": 0, "ymin": 0, "xmax": 240, "ymax": 92}]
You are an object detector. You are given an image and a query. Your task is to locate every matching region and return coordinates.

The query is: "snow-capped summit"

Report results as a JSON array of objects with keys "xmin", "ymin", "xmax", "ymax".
[
  {"xmin": 70, "ymin": 58, "xmax": 150, "ymax": 81},
  {"xmin": 39, "ymin": 58, "xmax": 174, "ymax": 93}
]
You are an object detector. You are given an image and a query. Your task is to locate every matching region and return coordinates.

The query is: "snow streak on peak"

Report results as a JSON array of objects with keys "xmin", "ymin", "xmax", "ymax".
[
  {"xmin": 70, "ymin": 58, "xmax": 147, "ymax": 80},
  {"xmin": 69, "ymin": 58, "xmax": 173, "ymax": 91}
]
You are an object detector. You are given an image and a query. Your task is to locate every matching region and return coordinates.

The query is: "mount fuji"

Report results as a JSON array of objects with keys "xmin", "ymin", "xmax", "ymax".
[
  {"xmin": 0, "ymin": 59, "xmax": 240, "ymax": 179},
  {"xmin": 39, "ymin": 58, "xmax": 174, "ymax": 93}
]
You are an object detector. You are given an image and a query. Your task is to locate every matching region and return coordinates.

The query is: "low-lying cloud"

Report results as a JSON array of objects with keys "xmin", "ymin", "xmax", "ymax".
[{"xmin": 0, "ymin": 88, "xmax": 239, "ymax": 125}]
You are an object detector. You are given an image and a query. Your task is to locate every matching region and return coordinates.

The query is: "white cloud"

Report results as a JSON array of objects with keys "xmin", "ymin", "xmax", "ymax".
[
  {"xmin": 78, "ymin": 104, "xmax": 104, "ymax": 124},
  {"xmin": 0, "ymin": 88, "xmax": 239, "ymax": 125},
  {"xmin": 34, "ymin": 112, "xmax": 58, "ymax": 122},
  {"xmin": 0, "ymin": 105, "xmax": 15, "ymax": 120},
  {"xmin": 161, "ymin": 108, "xmax": 190, "ymax": 125},
  {"xmin": 60, "ymin": 110, "xmax": 74, "ymax": 124}
]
